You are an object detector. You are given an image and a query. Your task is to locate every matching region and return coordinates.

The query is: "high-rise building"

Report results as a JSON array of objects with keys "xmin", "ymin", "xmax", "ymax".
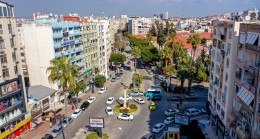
[
  {"xmin": 229, "ymin": 23, "xmax": 260, "ymax": 139},
  {"xmin": 127, "ymin": 17, "xmax": 152, "ymax": 35},
  {"xmin": 0, "ymin": 1, "xmax": 31, "ymax": 138},
  {"xmin": 208, "ymin": 20, "xmax": 241, "ymax": 138}
]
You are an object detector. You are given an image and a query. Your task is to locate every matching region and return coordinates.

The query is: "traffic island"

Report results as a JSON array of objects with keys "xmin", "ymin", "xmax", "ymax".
[
  {"xmin": 86, "ymin": 132, "xmax": 109, "ymax": 139},
  {"xmin": 113, "ymin": 103, "xmax": 138, "ymax": 114}
]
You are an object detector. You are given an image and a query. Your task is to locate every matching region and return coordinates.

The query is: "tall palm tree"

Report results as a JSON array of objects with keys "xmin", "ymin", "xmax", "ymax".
[
  {"xmin": 47, "ymin": 56, "xmax": 79, "ymax": 138},
  {"xmin": 187, "ymin": 34, "xmax": 201, "ymax": 95},
  {"xmin": 133, "ymin": 74, "xmax": 143, "ymax": 91},
  {"xmin": 147, "ymin": 32, "xmax": 153, "ymax": 46},
  {"xmin": 132, "ymin": 47, "xmax": 141, "ymax": 72},
  {"xmin": 160, "ymin": 46, "xmax": 173, "ymax": 69}
]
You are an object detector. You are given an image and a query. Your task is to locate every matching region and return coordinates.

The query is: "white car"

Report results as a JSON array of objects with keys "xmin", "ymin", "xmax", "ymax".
[
  {"xmin": 99, "ymin": 87, "xmax": 106, "ymax": 94},
  {"xmin": 105, "ymin": 107, "xmax": 114, "ymax": 115},
  {"xmin": 129, "ymin": 91, "xmax": 143, "ymax": 96},
  {"xmin": 134, "ymin": 98, "xmax": 145, "ymax": 104},
  {"xmin": 185, "ymin": 108, "xmax": 201, "ymax": 116},
  {"xmin": 106, "ymin": 97, "xmax": 114, "ymax": 104},
  {"xmin": 152, "ymin": 123, "xmax": 166, "ymax": 133},
  {"xmin": 164, "ymin": 117, "xmax": 174, "ymax": 125},
  {"xmin": 71, "ymin": 109, "xmax": 82, "ymax": 119},
  {"xmin": 117, "ymin": 113, "xmax": 133, "ymax": 121},
  {"xmin": 164, "ymin": 109, "xmax": 180, "ymax": 116},
  {"xmin": 51, "ymin": 125, "xmax": 63, "ymax": 137},
  {"xmin": 119, "ymin": 95, "xmax": 132, "ymax": 101},
  {"xmin": 87, "ymin": 96, "xmax": 96, "ymax": 104}
]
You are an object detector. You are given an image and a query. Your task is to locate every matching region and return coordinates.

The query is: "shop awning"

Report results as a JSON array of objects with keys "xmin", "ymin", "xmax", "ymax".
[
  {"xmin": 237, "ymin": 87, "xmax": 254, "ymax": 105},
  {"xmin": 246, "ymin": 33, "xmax": 259, "ymax": 45}
]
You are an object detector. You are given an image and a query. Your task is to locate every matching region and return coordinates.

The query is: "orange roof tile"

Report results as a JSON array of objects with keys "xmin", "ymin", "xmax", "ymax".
[{"xmin": 134, "ymin": 34, "xmax": 147, "ymax": 39}]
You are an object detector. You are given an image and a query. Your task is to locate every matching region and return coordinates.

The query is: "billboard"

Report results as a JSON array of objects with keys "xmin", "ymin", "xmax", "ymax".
[
  {"xmin": 0, "ymin": 81, "xmax": 19, "ymax": 96},
  {"xmin": 89, "ymin": 118, "xmax": 104, "ymax": 128},
  {"xmin": 174, "ymin": 114, "xmax": 190, "ymax": 125}
]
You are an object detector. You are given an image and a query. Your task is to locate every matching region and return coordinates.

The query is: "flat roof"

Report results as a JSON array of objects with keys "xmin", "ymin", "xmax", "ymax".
[{"xmin": 27, "ymin": 85, "xmax": 57, "ymax": 100}]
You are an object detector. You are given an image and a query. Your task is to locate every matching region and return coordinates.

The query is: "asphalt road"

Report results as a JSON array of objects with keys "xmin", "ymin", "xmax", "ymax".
[{"xmin": 54, "ymin": 45, "xmax": 208, "ymax": 139}]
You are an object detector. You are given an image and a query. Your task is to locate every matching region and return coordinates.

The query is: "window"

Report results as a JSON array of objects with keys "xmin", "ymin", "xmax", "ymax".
[
  {"xmin": 229, "ymin": 31, "xmax": 232, "ymax": 39},
  {"xmin": 217, "ymin": 103, "xmax": 220, "ymax": 111},
  {"xmin": 8, "ymin": 24, "xmax": 12, "ymax": 33},
  {"xmin": 233, "ymin": 99, "xmax": 240, "ymax": 111},
  {"xmin": 0, "ymin": 54, "xmax": 7, "ymax": 63},
  {"xmin": 0, "ymin": 24, "xmax": 2, "ymax": 30},
  {"xmin": 0, "ymin": 7, "xmax": 2, "ymax": 16},
  {"xmin": 3, "ymin": 7, "xmax": 7, "ymax": 16},
  {"xmin": 2, "ymin": 68, "xmax": 9, "ymax": 77},
  {"xmin": 221, "ymin": 109, "xmax": 225, "ymax": 119},
  {"xmin": 226, "ymin": 58, "xmax": 230, "ymax": 68},
  {"xmin": 257, "ymin": 123, "xmax": 260, "ymax": 134},
  {"xmin": 225, "ymin": 73, "xmax": 228, "ymax": 82},
  {"xmin": 226, "ymin": 43, "xmax": 231, "ymax": 55}
]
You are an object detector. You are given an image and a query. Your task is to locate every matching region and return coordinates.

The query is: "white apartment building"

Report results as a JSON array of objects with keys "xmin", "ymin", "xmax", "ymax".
[
  {"xmin": 127, "ymin": 17, "xmax": 153, "ymax": 35},
  {"xmin": 19, "ymin": 22, "xmax": 58, "ymax": 90},
  {"xmin": 208, "ymin": 20, "xmax": 241, "ymax": 139}
]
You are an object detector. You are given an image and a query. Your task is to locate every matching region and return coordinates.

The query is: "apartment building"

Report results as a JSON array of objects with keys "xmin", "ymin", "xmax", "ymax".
[
  {"xmin": 80, "ymin": 18, "xmax": 100, "ymax": 88},
  {"xmin": 229, "ymin": 23, "xmax": 260, "ymax": 139},
  {"xmin": 0, "ymin": 1, "xmax": 31, "ymax": 138},
  {"xmin": 127, "ymin": 17, "xmax": 152, "ymax": 35},
  {"xmin": 208, "ymin": 20, "xmax": 241, "ymax": 139}
]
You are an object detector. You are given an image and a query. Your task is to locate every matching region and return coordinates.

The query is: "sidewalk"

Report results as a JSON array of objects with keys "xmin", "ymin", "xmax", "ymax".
[{"xmin": 21, "ymin": 72, "xmax": 115, "ymax": 139}]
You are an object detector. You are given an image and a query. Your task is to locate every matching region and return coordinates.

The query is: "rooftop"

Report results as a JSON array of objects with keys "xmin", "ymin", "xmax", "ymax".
[{"xmin": 27, "ymin": 85, "xmax": 57, "ymax": 101}]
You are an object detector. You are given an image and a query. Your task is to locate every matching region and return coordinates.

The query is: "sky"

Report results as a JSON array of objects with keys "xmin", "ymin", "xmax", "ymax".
[{"xmin": 6, "ymin": 0, "xmax": 260, "ymax": 18}]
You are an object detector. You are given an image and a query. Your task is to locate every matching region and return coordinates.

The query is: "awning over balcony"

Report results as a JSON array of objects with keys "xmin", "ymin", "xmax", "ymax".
[
  {"xmin": 237, "ymin": 87, "xmax": 254, "ymax": 105},
  {"xmin": 246, "ymin": 33, "xmax": 259, "ymax": 45}
]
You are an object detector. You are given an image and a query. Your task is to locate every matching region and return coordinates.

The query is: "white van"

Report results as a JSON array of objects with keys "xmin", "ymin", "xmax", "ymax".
[{"xmin": 185, "ymin": 108, "xmax": 201, "ymax": 116}]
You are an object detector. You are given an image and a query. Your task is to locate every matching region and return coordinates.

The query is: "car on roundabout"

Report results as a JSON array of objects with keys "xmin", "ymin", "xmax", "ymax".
[
  {"xmin": 105, "ymin": 107, "xmax": 114, "ymax": 116},
  {"xmin": 118, "ymin": 95, "xmax": 132, "ymax": 101},
  {"xmin": 117, "ymin": 113, "xmax": 133, "ymax": 121},
  {"xmin": 164, "ymin": 109, "xmax": 180, "ymax": 116},
  {"xmin": 152, "ymin": 123, "xmax": 166, "ymax": 133},
  {"xmin": 164, "ymin": 117, "xmax": 174, "ymax": 125},
  {"xmin": 106, "ymin": 97, "xmax": 114, "ymax": 104},
  {"xmin": 149, "ymin": 102, "xmax": 156, "ymax": 110},
  {"xmin": 87, "ymin": 96, "xmax": 96, "ymax": 104},
  {"xmin": 99, "ymin": 87, "xmax": 107, "ymax": 94},
  {"xmin": 134, "ymin": 98, "xmax": 145, "ymax": 104}
]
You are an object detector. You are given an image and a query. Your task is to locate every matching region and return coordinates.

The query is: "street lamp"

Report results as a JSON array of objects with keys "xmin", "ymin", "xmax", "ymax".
[{"xmin": 118, "ymin": 127, "xmax": 128, "ymax": 139}]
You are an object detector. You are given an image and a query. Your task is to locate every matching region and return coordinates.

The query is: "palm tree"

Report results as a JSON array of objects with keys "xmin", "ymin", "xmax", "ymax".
[
  {"xmin": 132, "ymin": 47, "xmax": 141, "ymax": 72},
  {"xmin": 147, "ymin": 32, "xmax": 153, "ymax": 46},
  {"xmin": 69, "ymin": 79, "xmax": 86, "ymax": 108},
  {"xmin": 47, "ymin": 55, "xmax": 79, "ymax": 137},
  {"xmin": 187, "ymin": 34, "xmax": 201, "ymax": 95},
  {"xmin": 160, "ymin": 46, "xmax": 173, "ymax": 69},
  {"xmin": 133, "ymin": 74, "xmax": 143, "ymax": 91}
]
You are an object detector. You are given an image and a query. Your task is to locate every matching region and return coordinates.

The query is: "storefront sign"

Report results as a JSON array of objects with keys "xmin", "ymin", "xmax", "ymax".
[
  {"xmin": 89, "ymin": 118, "xmax": 104, "ymax": 128},
  {"xmin": 174, "ymin": 114, "xmax": 190, "ymax": 125},
  {"xmin": 0, "ymin": 81, "xmax": 18, "ymax": 96}
]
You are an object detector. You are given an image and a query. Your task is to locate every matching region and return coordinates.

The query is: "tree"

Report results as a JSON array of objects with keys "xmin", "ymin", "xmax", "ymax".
[
  {"xmin": 160, "ymin": 46, "xmax": 173, "ymax": 68},
  {"xmin": 114, "ymin": 33, "xmax": 127, "ymax": 52},
  {"xmin": 110, "ymin": 53, "xmax": 126, "ymax": 63},
  {"xmin": 95, "ymin": 75, "xmax": 106, "ymax": 86},
  {"xmin": 133, "ymin": 74, "xmax": 143, "ymax": 91},
  {"xmin": 196, "ymin": 71, "xmax": 208, "ymax": 82},
  {"xmin": 69, "ymin": 79, "xmax": 86, "ymax": 108},
  {"xmin": 47, "ymin": 55, "xmax": 79, "ymax": 137},
  {"xmin": 177, "ymin": 68, "xmax": 189, "ymax": 94},
  {"xmin": 132, "ymin": 47, "xmax": 141, "ymax": 72},
  {"xmin": 201, "ymin": 38, "xmax": 207, "ymax": 46},
  {"xmin": 147, "ymin": 31, "xmax": 153, "ymax": 45}
]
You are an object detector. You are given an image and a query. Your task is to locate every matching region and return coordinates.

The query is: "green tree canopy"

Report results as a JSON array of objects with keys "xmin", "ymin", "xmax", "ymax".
[
  {"xmin": 95, "ymin": 75, "xmax": 106, "ymax": 86},
  {"xmin": 110, "ymin": 53, "xmax": 126, "ymax": 63},
  {"xmin": 196, "ymin": 71, "xmax": 208, "ymax": 82}
]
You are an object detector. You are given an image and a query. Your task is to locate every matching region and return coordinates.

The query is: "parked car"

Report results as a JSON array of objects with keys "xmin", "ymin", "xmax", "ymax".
[
  {"xmin": 117, "ymin": 113, "xmax": 133, "ymax": 121},
  {"xmin": 115, "ymin": 73, "xmax": 122, "ymax": 79},
  {"xmin": 105, "ymin": 107, "xmax": 114, "ymax": 115},
  {"xmin": 111, "ymin": 76, "xmax": 117, "ymax": 82},
  {"xmin": 80, "ymin": 101, "xmax": 90, "ymax": 111},
  {"xmin": 184, "ymin": 94, "xmax": 198, "ymax": 100},
  {"xmin": 134, "ymin": 98, "xmax": 145, "ymax": 104},
  {"xmin": 87, "ymin": 96, "xmax": 96, "ymax": 104},
  {"xmin": 149, "ymin": 96, "xmax": 161, "ymax": 101},
  {"xmin": 99, "ymin": 87, "xmax": 107, "ymax": 94},
  {"xmin": 71, "ymin": 109, "xmax": 82, "ymax": 119},
  {"xmin": 185, "ymin": 108, "xmax": 201, "ymax": 116},
  {"xmin": 192, "ymin": 85, "xmax": 205, "ymax": 89},
  {"xmin": 51, "ymin": 125, "xmax": 63, "ymax": 138},
  {"xmin": 125, "ymin": 66, "xmax": 131, "ymax": 71},
  {"xmin": 149, "ymin": 102, "xmax": 156, "ymax": 110},
  {"xmin": 106, "ymin": 97, "xmax": 114, "ymax": 104},
  {"xmin": 41, "ymin": 134, "xmax": 53, "ymax": 139},
  {"xmin": 167, "ymin": 96, "xmax": 182, "ymax": 101},
  {"xmin": 164, "ymin": 117, "xmax": 174, "ymax": 125},
  {"xmin": 118, "ymin": 95, "xmax": 132, "ymax": 101},
  {"xmin": 141, "ymin": 133, "xmax": 155, "ymax": 139},
  {"xmin": 61, "ymin": 117, "xmax": 73, "ymax": 128},
  {"xmin": 164, "ymin": 109, "xmax": 180, "ymax": 116},
  {"xmin": 152, "ymin": 123, "xmax": 166, "ymax": 133},
  {"xmin": 129, "ymin": 91, "xmax": 143, "ymax": 96}
]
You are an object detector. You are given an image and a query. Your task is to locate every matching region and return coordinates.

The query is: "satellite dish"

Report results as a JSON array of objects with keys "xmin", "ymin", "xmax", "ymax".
[{"xmin": 245, "ymin": 16, "xmax": 251, "ymax": 21}]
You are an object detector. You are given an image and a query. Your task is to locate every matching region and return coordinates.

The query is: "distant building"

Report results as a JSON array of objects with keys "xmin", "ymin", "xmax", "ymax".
[{"xmin": 127, "ymin": 17, "xmax": 152, "ymax": 35}]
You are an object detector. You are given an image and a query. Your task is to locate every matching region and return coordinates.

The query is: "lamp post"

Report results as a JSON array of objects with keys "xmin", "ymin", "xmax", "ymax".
[{"xmin": 118, "ymin": 127, "xmax": 128, "ymax": 139}]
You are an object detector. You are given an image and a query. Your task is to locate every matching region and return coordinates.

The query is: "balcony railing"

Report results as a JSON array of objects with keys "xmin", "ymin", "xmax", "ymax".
[
  {"xmin": 245, "ymin": 44, "xmax": 260, "ymax": 52},
  {"xmin": 236, "ymin": 126, "xmax": 250, "ymax": 139}
]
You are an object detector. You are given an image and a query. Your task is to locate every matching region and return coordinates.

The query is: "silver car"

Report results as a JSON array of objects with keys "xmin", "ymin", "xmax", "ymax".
[
  {"xmin": 51, "ymin": 125, "xmax": 63, "ymax": 138},
  {"xmin": 61, "ymin": 117, "xmax": 73, "ymax": 128}
]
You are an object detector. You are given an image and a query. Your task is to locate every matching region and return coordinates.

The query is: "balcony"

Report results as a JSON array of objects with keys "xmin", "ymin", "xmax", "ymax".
[
  {"xmin": 245, "ymin": 44, "xmax": 260, "ymax": 52},
  {"xmin": 236, "ymin": 126, "xmax": 250, "ymax": 139},
  {"xmin": 0, "ymin": 100, "xmax": 23, "ymax": 116}
]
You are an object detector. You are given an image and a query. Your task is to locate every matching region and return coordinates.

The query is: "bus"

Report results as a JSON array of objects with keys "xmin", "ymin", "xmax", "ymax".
[{"xmin": 144, "ymin": 86, "xmax": 162, "ymax": 98}]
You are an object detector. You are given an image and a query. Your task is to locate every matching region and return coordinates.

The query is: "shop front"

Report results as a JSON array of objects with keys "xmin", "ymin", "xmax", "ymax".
[{"xmin": 209, "ymin": 106, "xmax": 225, "ymax": 139}]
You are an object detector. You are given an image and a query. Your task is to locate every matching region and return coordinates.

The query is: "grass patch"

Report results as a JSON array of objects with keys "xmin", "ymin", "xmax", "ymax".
[
  {"xmin": 86, "ymin": 132, "xmax": 109, "ymax": 139},
  {"xmin": 113, "ymin": 103, "xmax": 138, "ymax": 114}
]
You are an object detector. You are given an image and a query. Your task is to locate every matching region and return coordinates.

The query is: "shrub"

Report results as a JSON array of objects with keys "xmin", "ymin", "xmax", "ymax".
[
  {"xmin": 119, "ymin": 108, "xmax": 128, "ymax": 113},
  {"xmin": 128, "ymin": 104, "xmax": 137, "ymax": 109},
  {"xmin": 86, "ymin": 132, "xmax": 109, "ymax": 139}
]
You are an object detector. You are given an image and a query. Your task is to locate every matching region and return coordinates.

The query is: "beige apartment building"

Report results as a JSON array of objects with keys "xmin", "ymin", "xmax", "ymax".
[
  {"xmin": 229, "ymin": 23, "xmax": 260, "ymax": 139},
  {"xmin": 0, "ymin": 1, "xmax": 31, "ymax": 138}
]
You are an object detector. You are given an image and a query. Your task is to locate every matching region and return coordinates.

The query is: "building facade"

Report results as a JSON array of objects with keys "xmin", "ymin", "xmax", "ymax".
[
  {"xmin": 208, "ymin": 20, "xmax": 241, "ymax": 139},
  {"xmin": 0, "ymin": 2, "xmax": 31, "ymax": 138},
  {"xmin": 127, "ymin": 17, "xmax": 152, "ymax": 35},
  {"xmin": 229, "ymin": 23, "xmax": 260, "ymax": 139}
]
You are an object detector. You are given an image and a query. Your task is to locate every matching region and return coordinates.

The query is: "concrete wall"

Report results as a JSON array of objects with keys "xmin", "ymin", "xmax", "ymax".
[{"xmin": 22, "ymin": 23, "xmax": 58, "ymax": 90}]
